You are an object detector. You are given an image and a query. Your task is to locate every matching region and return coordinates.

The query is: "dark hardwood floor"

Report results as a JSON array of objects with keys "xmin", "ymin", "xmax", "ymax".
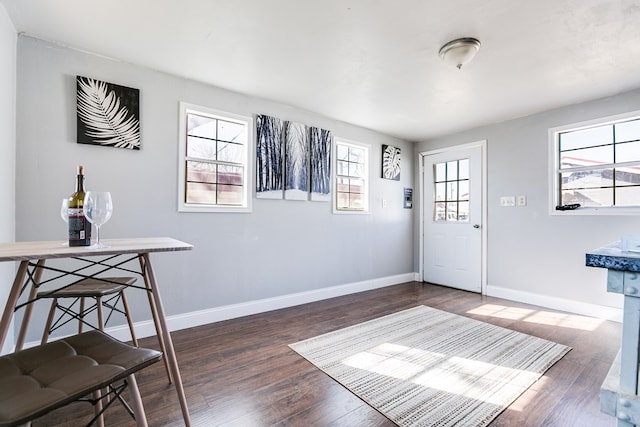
[{"xmin": 34, "ymin": 282, "xmax": 620, "ymax": 426}]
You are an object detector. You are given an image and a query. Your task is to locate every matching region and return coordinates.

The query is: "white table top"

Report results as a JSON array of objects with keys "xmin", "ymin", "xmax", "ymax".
[{"xmin": 0, "ymin": 237, "xmax": 193, "ymax": 262}]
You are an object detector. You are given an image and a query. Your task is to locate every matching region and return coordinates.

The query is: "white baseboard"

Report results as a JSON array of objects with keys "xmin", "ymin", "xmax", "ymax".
[
  {"xmin": 90, "ymin": 272, "xmax": 417, "ymax": 343},
  {"xmin": 19, "ymin": 275, "xmax": 621, "ymax": 350},
  {"xmin": 485, "ymin": 285, "xmax": 623, "ymax": 323}
]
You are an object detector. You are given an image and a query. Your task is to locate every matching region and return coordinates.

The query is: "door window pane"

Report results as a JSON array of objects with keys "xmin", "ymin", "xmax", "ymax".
[
  {"xmin": 435, "ymin": 163, "xmax": 446, "ymax": 182},
  {"xmin": 433, "ymin": 158, "xmax": 470, "ymax": 222}
]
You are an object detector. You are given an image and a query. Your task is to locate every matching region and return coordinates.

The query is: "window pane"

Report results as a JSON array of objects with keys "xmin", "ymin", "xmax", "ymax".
[
  {"xmin": 217, "ymin": 184, "xmax": 243, "ymax": 205},
  {"xmin": 615, "ymin": 141, "xmax": 640, "ymax": 163},
  {"xmin": 447, "ymin": 161, "xmax": 458, "ymax": 181},
  {"xmin": 336, "ymin": 144, "xmax": 349, "ymax": 161},
  {"xmin": 459, "ymin": 180, "xmax": 470, "ymax": 201},
  {"xmin": 349, "ymin": 162, "xmax": 363, "ymax": 178},
  {"xmin": 188, "ymin": 114, "xmax": 216, "ymax": 139},
  {"xmin": 349, "ymin": 178, "xmax": 364, "ymax": 194},
  {"xmin": 434, "ymin": 162, "xmax": 446, "ymax": 182},
  {"xmin": 446, "ymin": 202, "xmax": 458, "ymax": 221},
  {"xmin": 616, "ymin": 186, "xmax": 640, "ymax": 206},
  {"xmin": 560, "ymin": 145, "xmax": 613, "ymax": 168},
  {"xmin": 349, "ymin": 147, "xmax": 364, "ymax": 163},
  {"xmin": 217, "ymin": 120, "xmax": 246, "ymax": 143},
  {"xmin": 217, "ymin": 141, "xmax": 244, "ymax": 163},
  {"xmin": 561, "ymin": 188, "xmax": 613, "ymax": 206},
  {"xmin": 186, "ymin": 182, "xmax": 216, "ymax": 204},
  {"xmin": 337, "ymin": 160, "xmax": 349, "ymax": 176},
  {"xmin": 434, "ymin": 202, "xmax": 445, "ymax": 221},
  {"xmin": 615, "ymin": 167, "xmax": 640, "ymax": 186},
  {"xmin": 458, "ymin": 159, "xmax": 469, "ymax": 180},
  {"xmin": 615, "ymin": 119, "xmax": 640, "ymax": 143},
  {"xmin": 336, "ymin": 177, "xmax": 349, "ymax": 192},
  {"xmin": 350, "ymin": 193, "xmax": 364, "ymax": 209},
  {"xmin": 560, "ymin": 125, "xmax": 612, "ymax": 151},
  {"xmin": 561, "ymin": 169, "xmax": 613, "ymax": 190},
  {"xmin": 434, "ymin": 182, "xmax": 446, "ymax": 202},
  {"xmin": 186, "ymin": 161, "xmax": 216, "ymax": 183},
  {"xmin": 218, "ymin": 165, "xmax": 243, "ymax": 185},
  {"xmin": 337, "ymin": 192, "xmax": 349, "ymax": 209},
  {"xmin": 187, "ymin": 136, "xmax": 216, "ymax": 160},
  {"xmin": 458, "ymin": 201, "xmax": 470, "ymax": 222},
  {"xmin": 446, "ymin": 181, "xmax": 458, "ymax": 200}
]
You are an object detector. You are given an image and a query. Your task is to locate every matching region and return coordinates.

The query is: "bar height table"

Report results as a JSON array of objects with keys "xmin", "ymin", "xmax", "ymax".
[
  {"xmin": 0, "ymin": 237, "xmax": 193, "ymax": 426},
  {"xmin": 587, "ymin": 242, "xmax": 640, "ymax": 427}
]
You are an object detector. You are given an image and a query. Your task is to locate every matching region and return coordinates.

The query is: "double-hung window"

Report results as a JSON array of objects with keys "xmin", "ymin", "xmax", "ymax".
[
  {"xmin": 550, "ymin": 111, "xmax": 640, "ymax": 214},
  {"xmin": 178, "ymin": 102, "xmax": 253, "ymax": 212},
  {"xmin": 334, "ymin": 139, "xmax": 369, "ymax": 213}
]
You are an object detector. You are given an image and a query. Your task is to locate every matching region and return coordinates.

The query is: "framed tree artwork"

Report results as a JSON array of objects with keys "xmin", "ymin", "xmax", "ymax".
[
  {"xmin": 256, "ymin": 114, "xmax": 284, "ymax": 199},
  {"xmin": 76, "ymin": 76, "xmax": 141, "ymax": 150},
  {"xmin": 256, "ymin": 114, "xmax": 333, "ymax": 201}
]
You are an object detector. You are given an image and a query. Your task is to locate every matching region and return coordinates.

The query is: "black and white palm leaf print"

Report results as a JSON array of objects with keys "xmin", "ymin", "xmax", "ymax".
[{"xmin": 76, "ymin": 76, "xmax": 141, "ymax": 150}]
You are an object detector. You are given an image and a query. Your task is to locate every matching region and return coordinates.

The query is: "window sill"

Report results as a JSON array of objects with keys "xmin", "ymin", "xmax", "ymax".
[
  {"xmin": 179, "ymin": 204, "xmax": 252, "ymax": 213},
  {"xmin": 549, "ymin": 206, "xmax": 640, "ymax": 216}
]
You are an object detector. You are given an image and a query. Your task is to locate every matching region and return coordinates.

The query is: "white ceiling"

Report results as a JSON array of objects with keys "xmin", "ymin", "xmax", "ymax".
[{"xmin": 3, "ymin": 0, "xmax": 640, "ymax": 141}]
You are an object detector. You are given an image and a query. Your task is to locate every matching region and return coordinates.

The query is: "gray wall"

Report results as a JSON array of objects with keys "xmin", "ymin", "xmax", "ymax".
[
  {"xmin": 14, "ymin": 36, "xmax": 415, "ymax": 342},
  {"xmin": 0, "ymin": 4, "xmax": 16, "ymax": 354},
  {"xmin": 414, "ymin": 91, "xmax": 640, "ymax": 313}
]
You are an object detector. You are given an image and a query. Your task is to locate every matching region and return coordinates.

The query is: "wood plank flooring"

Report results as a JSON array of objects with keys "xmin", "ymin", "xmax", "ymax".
[{"xmin": 33, "ymin": 282, "xmax": 620, "ymax": 426}]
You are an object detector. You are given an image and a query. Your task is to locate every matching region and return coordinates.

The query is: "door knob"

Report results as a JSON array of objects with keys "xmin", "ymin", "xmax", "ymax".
[{"xmin": 473, "ymin": 224, "xmax": 480, "ymax": 229}]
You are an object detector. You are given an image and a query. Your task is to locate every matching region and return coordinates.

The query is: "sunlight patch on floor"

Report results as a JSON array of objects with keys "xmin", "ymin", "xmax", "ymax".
[
  {"xmin": 467, "ymin": 304, "xmax": 534, "ymax": 319},
  {"xmin": 522, "ymin": 311, "xmax": 603, "ymax": 331},
  {"xmin": 467, "ymin": 304, "xmax": 603, "ymax": 331}
]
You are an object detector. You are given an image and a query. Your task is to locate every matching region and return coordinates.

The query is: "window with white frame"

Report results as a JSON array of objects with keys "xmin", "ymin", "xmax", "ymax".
[
  {"xmin": 550, "ymin": 111, "xmax": 640, "ymax": 213},
  {"xmin": 178, "ymin": 102, "xmax": 252, "ymax": 212},
  {"xmin": 334, "ymin": 139, "xmax": 369, "ymax": 212}
]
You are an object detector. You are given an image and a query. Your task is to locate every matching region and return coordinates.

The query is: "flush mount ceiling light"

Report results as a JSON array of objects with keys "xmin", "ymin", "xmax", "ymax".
[{"xmin": 438, "ymin": 37, "xmax": 481, "ymax": 69}]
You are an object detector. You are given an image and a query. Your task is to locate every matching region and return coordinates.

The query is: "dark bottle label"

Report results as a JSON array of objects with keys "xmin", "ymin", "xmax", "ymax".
[{"xmin": 68, "ymin": 207, "xmax": 92, "ymax": 246}]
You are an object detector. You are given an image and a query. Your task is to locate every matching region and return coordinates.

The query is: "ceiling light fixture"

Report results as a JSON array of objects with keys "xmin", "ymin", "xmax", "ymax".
[{"xmin": 438, "ymin": 37, "xmax": 481, "ymax": 69}]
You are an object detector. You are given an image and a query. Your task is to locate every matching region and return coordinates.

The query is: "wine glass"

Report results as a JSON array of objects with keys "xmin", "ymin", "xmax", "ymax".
[
  {"xmin": 83, "ymin": 191, "xmax": 113, "ymax": 249},
  {"xmin": 60, "ymin": 198, "xmax": 70, "ymax": 245}
]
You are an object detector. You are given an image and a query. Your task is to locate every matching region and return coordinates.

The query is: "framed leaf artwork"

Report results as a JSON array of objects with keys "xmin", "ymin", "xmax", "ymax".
[
  {"xmin": 382, "ymin": 144, "xmax": 401, "ymax": 180},
  {"xmin": 76, "ymin": 76, "xmax": 141, "ymax": 150}
]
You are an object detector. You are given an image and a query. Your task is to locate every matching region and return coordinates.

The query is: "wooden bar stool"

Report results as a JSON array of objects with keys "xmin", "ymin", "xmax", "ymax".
[
  {"xmin": 0, "ymin": 330, "xmax": 161, "ymax": 427},
  {"xmin": 38, "ymin": 277, "xmax": 138, "ymax": 346}
]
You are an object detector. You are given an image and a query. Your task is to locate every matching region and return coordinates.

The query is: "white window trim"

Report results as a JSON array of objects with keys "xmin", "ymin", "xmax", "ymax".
[
  {"xmin": 549, "ymin": 109, "xmax": 640, "ymax": 216},
  {"xmin": 177, "ymin": 102, "xmax": 253, "ymax": 213},
  {"xmin": 333, "ymin": 138, "xmax": 370, "ymax": 214}
]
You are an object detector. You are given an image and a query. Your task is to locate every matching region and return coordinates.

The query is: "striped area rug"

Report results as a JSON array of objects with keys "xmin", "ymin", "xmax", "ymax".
[{"xmin": 289, "ymin": 305, "xmax": 570, "ymax": 426}]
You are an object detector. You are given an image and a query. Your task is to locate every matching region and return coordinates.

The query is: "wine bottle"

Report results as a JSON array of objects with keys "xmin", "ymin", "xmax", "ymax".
[{"xmin": 68, "ymin": 165, "xmax": 92, "ymax": 246}]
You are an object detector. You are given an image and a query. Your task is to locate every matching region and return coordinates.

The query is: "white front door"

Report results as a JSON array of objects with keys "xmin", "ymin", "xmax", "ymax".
[{"xmin": 422, "ymin": 144, "xmax": 484, "ymax": 293}]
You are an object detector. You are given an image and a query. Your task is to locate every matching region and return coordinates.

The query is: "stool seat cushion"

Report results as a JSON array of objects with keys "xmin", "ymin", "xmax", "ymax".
[
  {"xmin": 37, "ymin": 277, "xmax": 137, "ymax": 298},
  {"xmin": 0, "ymin": 330, "xmax": 160, "ymax": 427}
]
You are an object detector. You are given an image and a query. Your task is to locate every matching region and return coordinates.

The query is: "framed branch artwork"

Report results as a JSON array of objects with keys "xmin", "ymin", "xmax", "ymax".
[
  {"xmin": 255, "ymin": 114, "xmax": 332, "ymax": 201},
  {"xmin": 382, "ymin": 144, "xmax": 401, "ymax": 180},
  {"xmin": 256, "ymin": 114, "xmax": 284, "ymax": 199},
  {"xmin": 76, "ymin": 76, "xmax": 141, "ymax": 150},
  {"xmin": 310, "ymin": 127, "xmax": 332, "ymax": 202}
]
